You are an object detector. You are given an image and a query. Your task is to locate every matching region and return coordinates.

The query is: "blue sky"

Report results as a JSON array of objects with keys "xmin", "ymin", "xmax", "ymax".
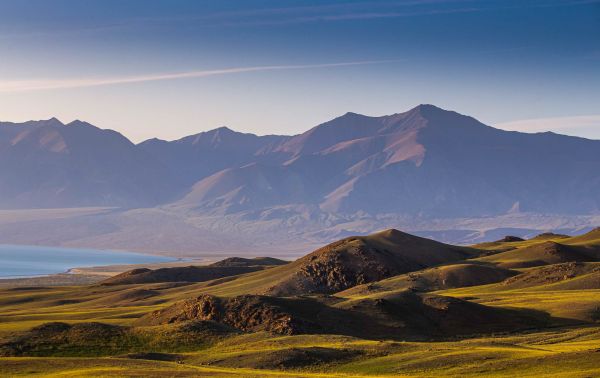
[{"xmin": 0, "ymin": 0, "xmax": 599, "ymax": 141}]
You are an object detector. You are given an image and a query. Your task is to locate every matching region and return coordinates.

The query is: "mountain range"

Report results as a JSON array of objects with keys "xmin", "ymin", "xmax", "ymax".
[{"xmin": 0, "ymin": 105, "xmax": 598, "ymax": 253}]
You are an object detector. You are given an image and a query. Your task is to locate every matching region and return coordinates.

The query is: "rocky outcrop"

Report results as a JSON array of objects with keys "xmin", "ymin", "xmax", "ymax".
[
  {"xmin": 138, "ymin": 294, "xmax": 320, "ymax": 335},
  {"xmin": 264, "ymin": 229, "xmax": 480, "ymax": 296}
]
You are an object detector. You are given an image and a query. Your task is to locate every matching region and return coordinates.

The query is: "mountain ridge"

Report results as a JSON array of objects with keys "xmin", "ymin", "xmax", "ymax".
[{"xmin": 1, "ymin": 105, "xmax": 598, "ymax": 250}]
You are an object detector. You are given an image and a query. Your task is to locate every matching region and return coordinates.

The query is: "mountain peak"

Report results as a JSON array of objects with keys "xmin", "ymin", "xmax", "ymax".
[
  {"xmin": 41, "ymin": 117, "xmax": 64, "ymax": 127},
  {"xmin": 66, "ymin": 119, "xmax": 94, "ymax": 127},
  {"xmin": 190, "ymin": 126, "xmax": 240, "ymax": 138},
  {"xmin": 213, "ymin": 126, "xmax": 236, "ymax": 134},
  {"xmin": 409, "ymin": 104, "xmax": 446, "ymax": 115},
  {"xmin": 336, "ymin": 111, "xmax": 373, "ymax": 121},
  {"xmin": 373, "ymin": 228, "xmax": 411, "ymax": 238}
]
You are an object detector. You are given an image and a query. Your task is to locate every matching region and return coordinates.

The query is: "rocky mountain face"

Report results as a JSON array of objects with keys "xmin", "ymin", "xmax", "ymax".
[{"xmin": 0, "ymin": 105, "xmax": 598, "ymax": 249}]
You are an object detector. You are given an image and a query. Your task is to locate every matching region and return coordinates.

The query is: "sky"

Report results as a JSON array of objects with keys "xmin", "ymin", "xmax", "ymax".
[{"xmin": 0, "ymin": 0, "xmax": 599, "ymax": 142}]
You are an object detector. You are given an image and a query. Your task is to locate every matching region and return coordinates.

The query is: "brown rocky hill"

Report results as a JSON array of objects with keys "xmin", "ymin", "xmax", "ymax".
[
  {"xmin": 137, "ymin": 291, "xmax": 547, "ymax": 339},
  {"xmin": 217, "ymin": 229, "xmax": 482, "ymax": 296}
]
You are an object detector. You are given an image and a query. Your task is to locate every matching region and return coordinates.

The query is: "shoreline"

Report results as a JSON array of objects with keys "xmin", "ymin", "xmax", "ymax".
[
  {"xmin": 0, "ymin": 256, "xmax": 215, "ymax": 288},
  {"xmin": 0, "ymin": 244, "xmax": 188, "ymax": 283}
]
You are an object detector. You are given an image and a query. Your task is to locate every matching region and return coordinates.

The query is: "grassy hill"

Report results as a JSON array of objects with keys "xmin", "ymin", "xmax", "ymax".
[{"xmin": 1, "ymin": 228, "xmax": 599, "ymax": 376}]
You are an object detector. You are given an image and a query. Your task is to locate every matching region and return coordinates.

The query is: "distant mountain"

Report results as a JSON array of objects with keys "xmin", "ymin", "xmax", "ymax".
[
  {"xmin": 175, "ymin": 104, "xmax": 600, "ymax": 217},
  {"xmin": 0, "ymin": 118, "xmax": 175, "ymax": 208},
  {"xmin": 138, "ymin": 127, "xmax": 289, "ymax": 191},
  {"xmin": 0, "ymin": 105, "xmax": 598, "ymax": 251}
]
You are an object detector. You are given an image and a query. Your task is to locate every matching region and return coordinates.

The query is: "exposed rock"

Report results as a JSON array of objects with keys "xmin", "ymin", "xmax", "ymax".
[
  {"xmin": 138, "ymin": 294, "xmax": 320, "ymax": 335},
  {"xmin": 264, "ymin": 229, "xmax": 481, "ymax": 296},
  {"xmin": 137, "ymin": 291, "xmax": 548, "ymax": 339}
]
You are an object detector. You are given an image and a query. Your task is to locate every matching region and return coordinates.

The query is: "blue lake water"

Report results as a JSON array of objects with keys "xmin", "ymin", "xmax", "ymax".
[{"xmin": 0, "ymin": 244, "xmax": 174, "ymax": 278}]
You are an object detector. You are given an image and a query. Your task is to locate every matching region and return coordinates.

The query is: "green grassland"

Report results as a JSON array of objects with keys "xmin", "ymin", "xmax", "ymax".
[
  {"xmin": 1, "ymin": 229, "xmax": 599, "ymax": 377},
  {"xmin": 1, "ymin": 326, "xmax": 598, "ymax": 377}
]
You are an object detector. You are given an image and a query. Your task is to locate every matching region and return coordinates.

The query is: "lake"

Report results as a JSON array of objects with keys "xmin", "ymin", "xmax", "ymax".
[{"xmin": 0, "ymin": 244, "xmax": 174, "ymax": 278}]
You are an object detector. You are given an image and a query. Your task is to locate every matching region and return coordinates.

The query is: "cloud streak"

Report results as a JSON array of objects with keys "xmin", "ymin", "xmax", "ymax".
[
  {"xmin": 0, "ymin": 60, "xmax": 397, "ymax": 93},
  {"xmin": 148, "ymin": 0, "xmax": 600, "ymax": 28}
]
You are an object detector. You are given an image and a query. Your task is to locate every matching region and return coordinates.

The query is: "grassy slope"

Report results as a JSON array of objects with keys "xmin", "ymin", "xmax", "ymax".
[
  {"xmin": 435, "ymin": 231, "xmax": 600, "ymax": 323},
  {"xmin": 1, "ymin": 229, "xmax": 600, "ymax": 376},
  {"xmin": 1, "ymin": 327, "xmax": 599, "ymax": 377}
]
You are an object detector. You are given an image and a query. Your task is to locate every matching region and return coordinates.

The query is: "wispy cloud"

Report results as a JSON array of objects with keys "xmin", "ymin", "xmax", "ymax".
[
  {"xmin": 0, "ymin": 1, "xmax": 467, "ymax": 39},
  {"xmin": 496, "ymin": 115, "xmax": 600, "ymax": 139},
  {"xmin": 0, "ymin": 60, "xmax": 397, "ymax": 93},
  {"xmin": 1, "ymin": 0, "xmax": 595, "ymax": 41},
  {"xmin": 160, "ymin": 0, "xmax": 600, "ymax": 27}
]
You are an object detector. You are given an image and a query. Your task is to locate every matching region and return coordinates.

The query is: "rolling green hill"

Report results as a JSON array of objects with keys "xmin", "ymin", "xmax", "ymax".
[{"xmin": 1, "ymin": 228, "xmax": 599, "ymax": 377}]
